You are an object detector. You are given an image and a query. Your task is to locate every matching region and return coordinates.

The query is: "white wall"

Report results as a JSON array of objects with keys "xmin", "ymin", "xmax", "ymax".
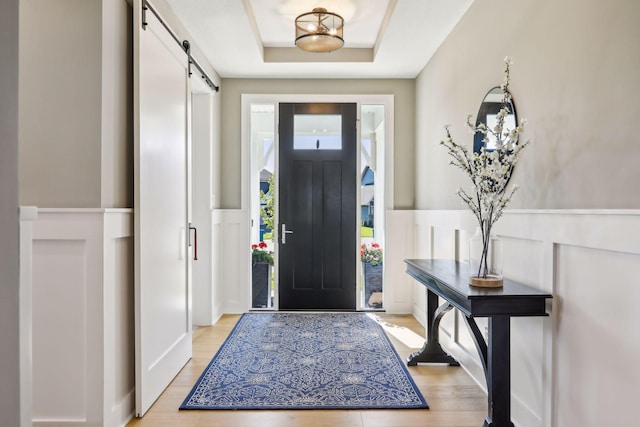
[{"xmin": 0, "ymin": 0, "xmax": 21, "ymax": 424}]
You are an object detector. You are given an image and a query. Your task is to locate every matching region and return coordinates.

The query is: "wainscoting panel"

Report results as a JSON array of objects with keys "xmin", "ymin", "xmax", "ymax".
[
  {"xmin": 500, "ymin": 236, "xmax": 543, "ymax": 282},
  {"xmin": 31, "ymin": 209, "xmax": 134, "ymax": 427},
  {"xmin": 554, "ymin": 244, "xmax": 640, "ymax": 427},
  {"xmin": 409, "ymin": 209, "xmax": 640, "ymax": 427},
  {"xmin": 192, "ymin": 209, "xmax": 214, "ymax": 326},
  {"xmin": 384, "ymin": 211, "xmax": 416, "ymax": 313},
  {"xmin": 215, "ymin": 210, "xmax": 250, "ymax": 313},
  {"xmin": 107, "ymin": 232, "xmax": 135, "ymax": 426},
  {"xmin": 502, "ymin": 235, "xmax": 546, "ymax": 427},
  {"xmin": 209, "ymin": 211, "xmax": 224, "ymax": 323},
  {"xmin": 33, "ymin": 239, "xmax": 89, "ymax": 420}
]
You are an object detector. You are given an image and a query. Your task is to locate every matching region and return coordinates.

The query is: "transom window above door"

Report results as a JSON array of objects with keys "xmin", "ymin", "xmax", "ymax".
[{"xmin": 293, "ymin": 114, "xmax": 342, "ymax": 150}]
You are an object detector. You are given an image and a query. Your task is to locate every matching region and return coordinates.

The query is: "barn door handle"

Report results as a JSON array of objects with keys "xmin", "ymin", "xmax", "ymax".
[
  {"xmin": 188, "ymin": 223, "xmax": 198, "ymax": 261},
  {"xmin": 281, "ymin": 223, "xmax": 294, "ymax": 245}
]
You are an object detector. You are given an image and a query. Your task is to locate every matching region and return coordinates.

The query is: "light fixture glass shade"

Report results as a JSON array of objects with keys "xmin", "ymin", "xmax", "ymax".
[{"xmin": 295, "ymin": 7, "xmax": 344, "ymax": 53}]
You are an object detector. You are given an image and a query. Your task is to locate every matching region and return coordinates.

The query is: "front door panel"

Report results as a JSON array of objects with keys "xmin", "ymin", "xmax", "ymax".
[{"xmin": 278, "ymin": 103, "xmax": 357, "ymax": 310}]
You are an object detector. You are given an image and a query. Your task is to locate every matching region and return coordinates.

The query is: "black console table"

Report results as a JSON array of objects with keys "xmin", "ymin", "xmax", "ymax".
[{"xmin": 405, "ymin": 259, "xmax": 552, "ymax": 427}]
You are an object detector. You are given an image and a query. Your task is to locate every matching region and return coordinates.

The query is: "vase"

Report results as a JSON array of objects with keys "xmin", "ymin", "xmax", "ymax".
[
  {"xmin": 363, "ymin": 262, "xmax": 383, "ymax": 308},
  {"xmin": 468, "ymin": 227, "xmax": 503, "ymax": 287},
  {"xmin": 251, "ymin": 263, "xmax": 271, "ymax": 308}
]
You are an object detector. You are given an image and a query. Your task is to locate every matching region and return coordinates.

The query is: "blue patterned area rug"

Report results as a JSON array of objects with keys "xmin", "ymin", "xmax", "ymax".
[{"xmin": 180, "ymin": 312, "xmax": 428, "ymax": 410}]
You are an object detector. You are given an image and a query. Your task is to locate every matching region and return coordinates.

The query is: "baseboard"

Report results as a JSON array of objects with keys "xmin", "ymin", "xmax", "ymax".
[
  {"xmin": 113, "ymin": 389, "xmax": 135, "ymax": 427},
  {"xmin": 512, "ymin": 393, "xmax": 543, "ymax": 427}
]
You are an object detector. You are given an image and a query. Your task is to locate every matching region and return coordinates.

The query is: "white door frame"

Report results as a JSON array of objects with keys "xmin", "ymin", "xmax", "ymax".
[{"xmin": 241, "ymin": 94, "xmax": 394, "ymax": 310}]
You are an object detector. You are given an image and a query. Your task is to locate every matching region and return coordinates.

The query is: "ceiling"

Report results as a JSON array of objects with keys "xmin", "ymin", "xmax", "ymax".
[{"xmin": 165, "ymin": 0, "xmax": 475, "ymax": 79}]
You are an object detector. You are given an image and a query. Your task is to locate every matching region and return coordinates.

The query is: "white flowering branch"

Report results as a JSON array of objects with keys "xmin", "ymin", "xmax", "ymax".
[{"xmin": 440, "ymin": 57, "xmax": 530, "ymax": 278}]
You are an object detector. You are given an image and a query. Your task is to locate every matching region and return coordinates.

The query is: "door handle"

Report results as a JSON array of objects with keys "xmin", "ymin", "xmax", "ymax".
[
  {"xmin": 188, "ymin": 223, "xmax": 198, "ymax": 261},
  {"xmin": 281, "ymin": 223, "xmax": 294, "ymax": 245}
]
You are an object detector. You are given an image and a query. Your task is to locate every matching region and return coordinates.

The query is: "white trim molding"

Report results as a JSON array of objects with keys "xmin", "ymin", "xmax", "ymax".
[{"xmin": 19, "ymin": 206, "xmax": 38, "ymax": 427}]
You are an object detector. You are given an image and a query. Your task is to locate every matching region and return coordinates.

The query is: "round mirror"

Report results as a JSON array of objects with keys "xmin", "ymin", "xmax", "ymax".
[{"xmin": 473, "ymin": 87, "xmax": 517, "ymax": 153}]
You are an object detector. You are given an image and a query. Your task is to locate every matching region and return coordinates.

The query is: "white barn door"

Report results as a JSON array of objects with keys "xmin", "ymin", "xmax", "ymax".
[{"xmin": 133, "ymin": 4, "xmax": 191, "ymax": 416}]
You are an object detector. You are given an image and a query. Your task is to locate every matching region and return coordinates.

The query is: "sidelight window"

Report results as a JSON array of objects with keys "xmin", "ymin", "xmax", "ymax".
[{"xmin": 360, "ymin": 104, "xmax": 385, "ymax": 310}]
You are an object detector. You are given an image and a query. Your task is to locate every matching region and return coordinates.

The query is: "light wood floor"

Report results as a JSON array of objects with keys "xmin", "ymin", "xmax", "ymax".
[{"xmin": 127, "ymin": 314, "xmax": 487, "ymax": 427}]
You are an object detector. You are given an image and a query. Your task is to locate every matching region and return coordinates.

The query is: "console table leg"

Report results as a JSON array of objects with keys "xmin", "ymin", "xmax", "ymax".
[
  {"xmin": 483, "ymin": 316, "xmax": 514, "ymax": 427},
  {"xmin": 407, "ymin": 288, "xmax": 459, "ymax": 366}
]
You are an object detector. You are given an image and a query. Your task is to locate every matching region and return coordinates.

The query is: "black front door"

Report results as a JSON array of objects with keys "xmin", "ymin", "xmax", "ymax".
[{"xmin": 278, "ymin": 103, "xmax": 357, "ymax": 310}]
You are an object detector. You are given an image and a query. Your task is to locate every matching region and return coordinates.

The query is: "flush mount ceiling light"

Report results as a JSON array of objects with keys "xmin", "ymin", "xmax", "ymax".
[{"xmin": 295, "ymin": 7, "xmax": 344, "ymax": 53}]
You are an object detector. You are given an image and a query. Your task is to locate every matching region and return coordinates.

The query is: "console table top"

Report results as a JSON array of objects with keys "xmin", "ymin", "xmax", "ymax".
[{"xmin": 404, "ymin": 259, "xmax": 552, "ymax": 317}]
